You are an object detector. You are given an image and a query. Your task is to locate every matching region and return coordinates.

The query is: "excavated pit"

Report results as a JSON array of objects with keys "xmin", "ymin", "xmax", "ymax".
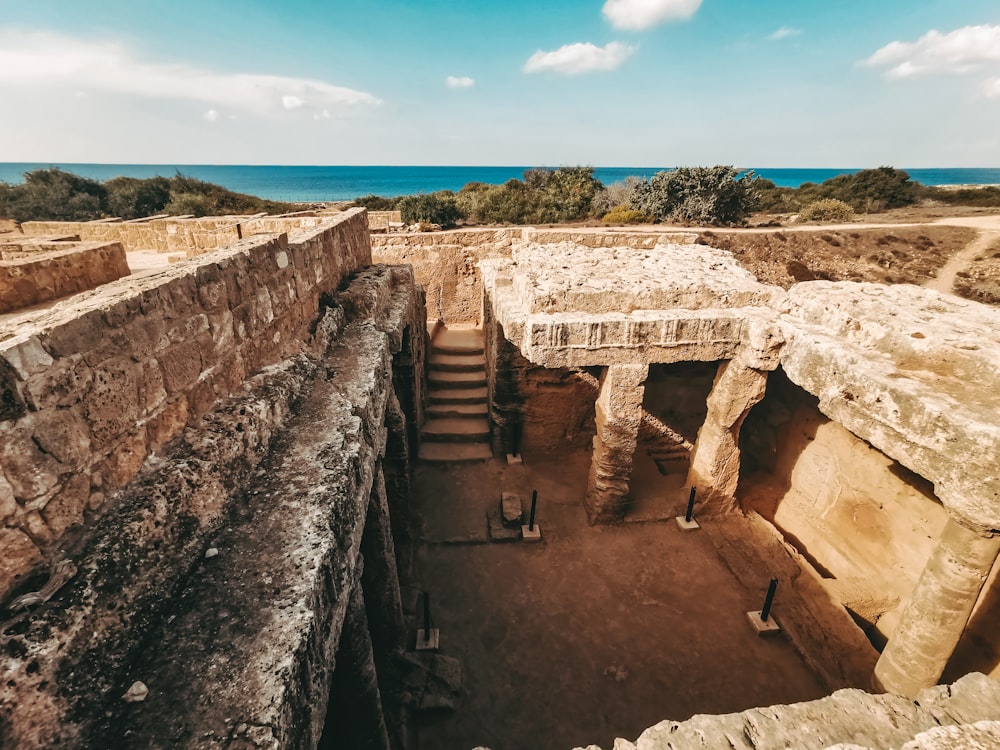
[{"xmin": 2, "ymin": 220, "xmax": 1000, "ymax": 748}]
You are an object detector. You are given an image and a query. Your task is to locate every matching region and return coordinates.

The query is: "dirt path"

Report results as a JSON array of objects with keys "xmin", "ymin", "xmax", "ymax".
[{"xmin": 925, "ymin": 228, "xmax": 1000, "ymax": 294}]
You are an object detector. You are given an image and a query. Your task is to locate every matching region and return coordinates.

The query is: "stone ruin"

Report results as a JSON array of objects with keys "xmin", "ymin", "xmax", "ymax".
[{"xmin": 0, "ymin": 214, "xmax": 999, "ymax": 748}]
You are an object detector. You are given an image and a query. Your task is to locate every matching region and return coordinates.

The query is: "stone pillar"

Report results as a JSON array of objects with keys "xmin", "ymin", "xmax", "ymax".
[
  {"xmin": 361, "ymin": 467, "xmax": 407, "ymax": 665},
  {"xmin": 584, "ymin": 364, "xmax": 648, "ymax": 525},
  {"xmin": 686, "ymin": 359, "xmax": 768, "ymax": 515},
  {"xmin": 873, "ymin": 517, "xmax": 1000, "ymax": 698},
  {"xmin": 324, "ymin": 569, "xmax": 392, "ymax": 750}
]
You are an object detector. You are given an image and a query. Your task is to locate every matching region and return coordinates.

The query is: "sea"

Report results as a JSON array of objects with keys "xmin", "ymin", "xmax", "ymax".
[{"xmin": 2, "ymin": 163, "xmax": 999, "ymax": 203}]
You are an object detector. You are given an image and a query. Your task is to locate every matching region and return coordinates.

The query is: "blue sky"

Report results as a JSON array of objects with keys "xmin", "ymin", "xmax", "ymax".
[{"xmin": 1, "ymin": 0, "xmax": 999, "ymax": 166}]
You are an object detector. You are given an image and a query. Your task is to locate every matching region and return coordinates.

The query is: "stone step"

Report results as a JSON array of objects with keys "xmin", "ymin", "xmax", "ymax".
[
  {"xmin": 421, "ymin": 417, "xmax": 490, "ymax": 442},
  {"xmin": 429, "ymin": 352, "xmax": 486, "ymax": 372},
  {"xmin": 426, "ymin": 402, "xmax": 488, "ymax": 419},
  {"xmin": 428, "ymin": 370, "xmax": 487, "ymax": 388},
  {"xmin": 428, "ymin": 386, "xmax": 488, "ymax": 404},
  {"xmin": 432, "ymin": 326, "xmax": 484, "ymax": 356},
  {"xmin": 418, "ymin": 442, "xmax": 492, "ymax": 462}
]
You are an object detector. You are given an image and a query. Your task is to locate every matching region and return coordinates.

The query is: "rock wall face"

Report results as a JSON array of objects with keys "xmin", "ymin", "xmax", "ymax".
[
  {"xmin": 0, "ymin": 263, "xmax": 426, "ymax": 749},
  {"xmin": 0, "ymin": 209, "xmax": 371, "ymax": 600},
  {"xmin": 373, "ymin": 229, "xmax": 521, "ymax": 323},
  {"xmin": 586, "ymin": 672, "xmax": 1000, "ymax": 750},
  {"xmin": 740, "ymin": 369, "xmax": 950, "ymax": 647},
  {"xmin": 778, "ymin": 282, "xmax": 1000, "ymax": 533},
  {"xmin": 0, "ymin": 242, "xmax": 130, "ymax": 313}
]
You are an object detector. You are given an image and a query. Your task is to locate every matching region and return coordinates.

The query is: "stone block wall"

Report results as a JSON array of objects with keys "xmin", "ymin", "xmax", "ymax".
[
  {"xmin": 0, "ymin": 208, "xmax": 371, "ymax": 599},
  {"xmin": 373, "ymin": 229, "xmax": 521, "ymax": 323},
  {"xmin": 18, "ymin": 215, "xmax": 337, "ymax": 255},
  {"xmin": 0, "ymin": 243, "xmax": 130, "ymax": 313}
]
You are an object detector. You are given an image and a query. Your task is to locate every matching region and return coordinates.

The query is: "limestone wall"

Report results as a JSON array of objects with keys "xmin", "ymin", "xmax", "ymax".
[
  {"xmin": 0, "ymin": 264, "xmax": 425, "ymax": 748},
  {"xmin": 373, "ymin": 228, "xmax": 701, "ymax": 326},
  {"xmin": 0, "ymin": 243, "xmax": 130, "ymax": 313},
  {"xmin": 740, "ymin": 369, "xmax": 951, "ymax": 647},
  {"xmin": 374, "ymin": 229, "xmax": 521, "ymax": 323},
  {"xmin": 0, "ymin": 208, "xmax": 371, "ymax": 599},
  {"xmin": 18, "ymin": 215, "xmax": 336, "ymax": 255}
]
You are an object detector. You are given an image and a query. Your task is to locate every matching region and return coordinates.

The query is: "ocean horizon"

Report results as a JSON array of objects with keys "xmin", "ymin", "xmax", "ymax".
[{"xmin": 2, "ymin": 163, "xmax": 999, "ymax": 203}]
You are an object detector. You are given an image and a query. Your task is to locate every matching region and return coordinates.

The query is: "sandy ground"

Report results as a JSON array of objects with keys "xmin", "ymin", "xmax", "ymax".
[{"xmin": 407, "ymin": 451, "xmax": 828, "ymax": 750}]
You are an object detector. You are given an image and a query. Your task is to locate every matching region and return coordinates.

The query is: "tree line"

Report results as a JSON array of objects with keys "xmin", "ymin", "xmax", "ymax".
[
  {"xmin": 3, "ymin": 165, "xmax": 998, "ymax": 228},
  {"xmin": 0, "ymin": 168, "xmax": 297, "ymax": 222}
]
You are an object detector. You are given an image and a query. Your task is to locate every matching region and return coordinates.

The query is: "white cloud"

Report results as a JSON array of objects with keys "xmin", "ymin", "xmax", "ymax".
[
  {"xmin": 0, "ymin": 28, "xmax": 381, "ymax": 118},
  {"xmin": 602, "ymin": 0, "xmax": 701, "ymax": 31},
  {"xmin": 865, "ymin": 24, "xmax": 1000, "ymax": 79},
  {"xmin": 203, "ymin": 109, "xmax": 220, "ymax": 122},
  {"xmin": 983, "ymin": 77, "xmax": 1000, "ymax": 98},
  {"xmin": 446, "ymin": 75, "xmax": 475, "ymax": 89},
  {"xmin": 523, "ymin": 42, "xmax": 636, "ymax": 75},
  {"xmin": 769, "ymin": 27, "xmax": 802, "ymax": 41}
]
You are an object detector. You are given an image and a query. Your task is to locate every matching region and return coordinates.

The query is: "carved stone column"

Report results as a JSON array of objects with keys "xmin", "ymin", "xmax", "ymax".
[
  {"xmin": 686, "ymin": 359, "xmax": 768, "ymax": 515},
  {"xmin": 873, "ymin": 516, "xmax": 1000, "ymax": 698},
  {"xmin": 584, "ymin": 364, "xmax": 648, "ymax": 524}
]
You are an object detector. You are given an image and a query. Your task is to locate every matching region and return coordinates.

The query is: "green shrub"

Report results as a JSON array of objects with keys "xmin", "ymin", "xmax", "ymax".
[
  {"xmin": 601, "ymin": 205, "xmax": 652, "ymax": 224},
  {"xmin": 815, "ymin": 167, "xmax": 918, "ymax": 212},
  {"xmin": 799, "ymin": 198, "xmax": 855, "ymax": 222},
  {"xmin": 352, "ymin": 194, "xmax": 399, "ymax": 211},
  {"xmin": 397, "ymin": 192, "xmax": 463, "ymax": 227},
  {"xmin": 630, "ymin": 166, "xmax": 759, "ymax": 226},
  {"xmin": 105, "ymin": 176, "xmax": 171, "ymax": 219},
  {"xmin": 0, "ymin": 168, "xmax": 108, "ymax": 222},
  {"xmin": 477, "ymin": 180, "xmax": 534, "ymax": 224}
]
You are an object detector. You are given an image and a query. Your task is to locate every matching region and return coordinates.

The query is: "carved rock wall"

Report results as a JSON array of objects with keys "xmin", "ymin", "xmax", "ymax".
[
  {"xmin": 0, "ymin": 264, "xmax": 425, "ymax": 749},
  {"xmin": 0, "ymin": 209, "xmax": 370, "ymax": 600}
]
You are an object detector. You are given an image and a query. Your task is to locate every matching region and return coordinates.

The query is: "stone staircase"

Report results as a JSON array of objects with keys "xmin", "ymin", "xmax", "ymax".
[{"xmin": 419, "ymin": 326, "xmax": 492, "ymax": 462}]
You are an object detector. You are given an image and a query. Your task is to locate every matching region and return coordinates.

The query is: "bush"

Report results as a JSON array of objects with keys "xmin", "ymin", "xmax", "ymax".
[
  {"xmin": 0, "ymin": 168, "xmax": 108, "ymax": 222},
  {"xmin": 477, "ymin": 180, "xmax": 534, "ymax": 224},
  {"xmin": 592, "ymin": 176, "xmax": 644, "ymax": 215},
  {"xmin": 601, "ymin": 205, "xmax": 652, "ymax": 224},
  {"xmin": 105, "ymin": 176, "xmax": 172, "ymax": 219},
  {"xmin": 630, "ymin": 166, "xmax": 759, "ymax": 226},
  {"xmin": 352, "ymin": 194, "xmax": 399, "ymax": 211},
  {"xmin": 799, "ymin": 198, "xmax": 855, "ymax": 222},
  {"xmin": 816, "ymin": 167, "xmax": 918, "ymax": 212},
  {"xmin": 397, "ymin": 192, "xmax": 463, "ymax": 228}
]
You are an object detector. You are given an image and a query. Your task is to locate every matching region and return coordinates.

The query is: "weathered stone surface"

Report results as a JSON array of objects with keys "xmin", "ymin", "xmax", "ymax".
[
  {"xmin": 0, "ymin": 264, "xmax": 424, "ymax": 749},
  {"xmin": 0, "ymin": 210, "xmax": 372, "ymax": 590},
  {"xmin": 0, "ymin": 527, "xmax": 43, "ymax": 596},
  {"xmin": 779, "ymin": 282, "xmax": 1000, "ymax": 532},
  {"xmin": 874, "ymin": 519, "xmax": 1000, "ymax": 697},
  {"xmin": 585, "ymin": 364, "xmax": 648, "ymax": 524},
  {"xmin": 480, "ymin": 242, "xmax": 784, "ymax": 369},
  {"xmin": 501, "ymin": 492, "xmax": 523, "ymax": 526},
  {"xmin": 580, "ymin": 673, "xmax": 1000, "ymax": 750},
  {"xmin": 687, "ymin": 360, "xmax": 768, "ymax": 513},
  {"xmin": 0, "ymin": 242, "xmax": 130, "ymax": 314}
]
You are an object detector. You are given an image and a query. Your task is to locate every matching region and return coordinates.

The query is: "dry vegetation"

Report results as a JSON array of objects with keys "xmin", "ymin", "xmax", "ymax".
[
  {"xmin": 955, "ymin": 236, "xmax": 1000, "ymax": 306},
  {"xmin": 698, "ymin": 226, "xmax": 978, "ymax": 289}
]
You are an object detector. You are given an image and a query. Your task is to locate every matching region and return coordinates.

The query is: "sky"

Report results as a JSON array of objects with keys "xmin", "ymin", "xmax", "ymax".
[{"xmin": 1, "ymin": 0, "xmax": 1000, "ymax": 167}]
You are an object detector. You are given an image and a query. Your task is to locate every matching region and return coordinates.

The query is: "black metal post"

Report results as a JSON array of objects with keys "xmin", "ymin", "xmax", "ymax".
[
  {"xmin": 685, "ymin": 486, "xmax": 697, "ymax": 523},
  {"xmin": 422, "ymin": 591, "xmax": 431, "ymax": 642},
  {"xmin": 529, "ymin": 489, "xmax": 538, "ymax": 531},
  {"xmin": 761, "ymin": 578, "xmax": 778, "ymax": 621}
]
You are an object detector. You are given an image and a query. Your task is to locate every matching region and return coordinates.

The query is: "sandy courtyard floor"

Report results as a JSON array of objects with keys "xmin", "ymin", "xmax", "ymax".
[{"xmin": 407, "ymin": 450, "xmax": 828, "ymax": 750}]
